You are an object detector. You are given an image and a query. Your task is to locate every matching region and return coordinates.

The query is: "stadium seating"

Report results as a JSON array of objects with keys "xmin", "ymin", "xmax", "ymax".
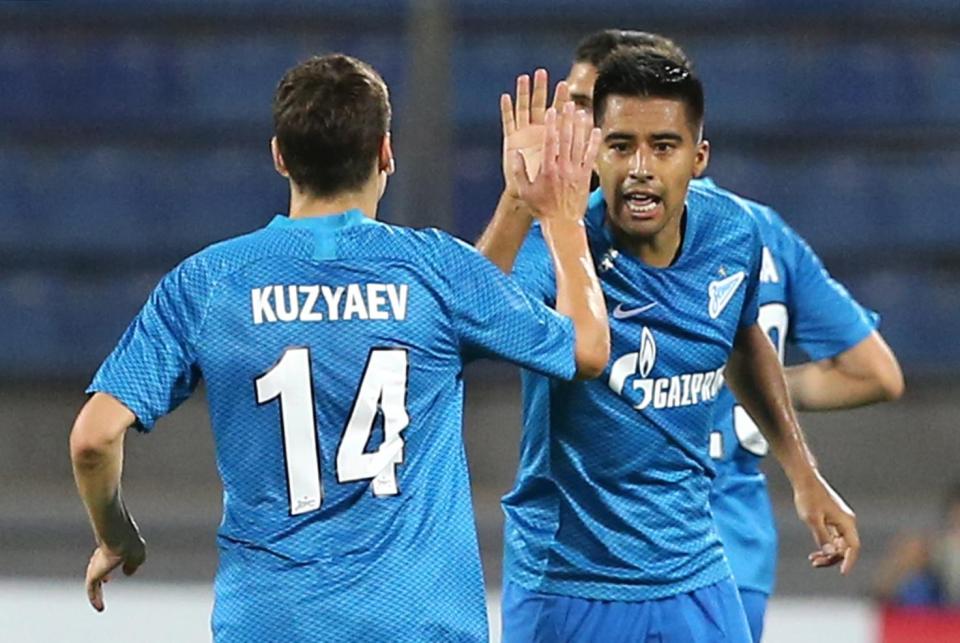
[{"xmin": 0, "ymin": 2, "xmax": 956, "ymax": 377}]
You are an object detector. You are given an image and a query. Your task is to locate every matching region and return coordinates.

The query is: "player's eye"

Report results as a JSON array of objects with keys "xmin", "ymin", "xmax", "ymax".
[
  {"xmin": 653, "ymin": 142, "xmax": 675, "ymax": 154},
  {"xmin": 609, "ymin": 142, "xmax": 630, "ymax": 153}
]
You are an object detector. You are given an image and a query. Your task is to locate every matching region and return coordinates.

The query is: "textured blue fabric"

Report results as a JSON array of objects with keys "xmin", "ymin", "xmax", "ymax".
[
  {"xmin": 501, "ymin": 577, "xmax": 751, "ymax": 643},
  {"xmin": 88, "ymin": 210, "xmax": 578, "ymax": 642},
  {"xmin": 701, "ymin": 178, "xmax": 879, "ymax": 596},
  {"xmin": 737, "ymin": 589, "xmax": 768, "ymax": 642},
  {"xmin": 503, "ymin": 185, "xmax": 763, "ymax": 602}
]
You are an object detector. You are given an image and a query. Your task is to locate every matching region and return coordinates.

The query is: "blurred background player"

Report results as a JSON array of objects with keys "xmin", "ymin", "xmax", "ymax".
[
  {"xmin": 479, "ymin": 50, "xmax": 859, "ymax": 642},
  {"xmin": 69, "ymin": 53, "xmax": 609, "ymax": 642},
  {"xmin": 559, "ymin": 28, "xmax": 905, "ymax": 641}
]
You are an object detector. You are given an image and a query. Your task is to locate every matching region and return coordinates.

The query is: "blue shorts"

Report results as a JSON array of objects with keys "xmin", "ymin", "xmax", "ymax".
[
  {"xmin": 737, "ymin": 589, "xmax": 768, "ymax": 643},
  {"xmin": 502, "ymin": 576, "xmax": 752, "ymax": 643}
]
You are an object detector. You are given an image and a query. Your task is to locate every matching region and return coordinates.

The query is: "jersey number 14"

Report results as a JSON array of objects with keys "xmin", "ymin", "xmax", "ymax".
[{"xmin": 255, "ymin": 347, "xmax": 409, "ymax": 515}]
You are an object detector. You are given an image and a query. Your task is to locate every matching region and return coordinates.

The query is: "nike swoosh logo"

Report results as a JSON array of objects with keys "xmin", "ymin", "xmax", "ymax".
[
  {"xmin": 612, "ymin": 302, "xmax": 657, "ymax": 319},
  {"xmin": 708, "ymin": 271, "xmax": 746, "ymax": 319}
]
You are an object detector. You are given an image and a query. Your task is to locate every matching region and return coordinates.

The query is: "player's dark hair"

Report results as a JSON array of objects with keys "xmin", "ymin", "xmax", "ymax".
[
  {"xmin": 593, "ymin": 49, "xmax": 704, "ymax": 134},
  {"xmin": 574, "ymin": 29, "xmax": 691, "ymax": 68},
  {"xmin": 272, "ymin": 54, "xmax": 391, "ymax": 197}
]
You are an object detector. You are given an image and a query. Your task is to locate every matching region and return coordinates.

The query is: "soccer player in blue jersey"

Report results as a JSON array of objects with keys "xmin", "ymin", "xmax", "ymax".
[
  {"xmin": 68, "ymin": 53, "xmax": 610, "ymax": 642},
  {"xmin": 558, "ymin": 29, "xmax": 905, "ymax": 641},
  {"xmin": 479, "ymin": 50, "xmax": 863, "ymax": 642}
]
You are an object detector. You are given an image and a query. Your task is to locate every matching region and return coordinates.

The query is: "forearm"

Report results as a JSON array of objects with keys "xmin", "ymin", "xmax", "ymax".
[
  {"xmin": 476, "ymin": 191, "xmax": 535, "ymax": 274},
  {"xmin": 726, "ymin": 326, "xmax": 817, "ymax": 484},
  {"xmin": 70, "ymin": 394, "xmax": 139, "ymax": 548},
  {"xmin": 72, "ymin": 437, "xmax": 137, "ymax": 548},
  {"xmin": 786, "ymin": 333, "xmax": 904, "ymax": 411},
  {"xmin": 541, "ymin": 218, "xmax": 609, "ymax": 377},
  {"xmin": 787, "ymin": 361, "xmax": 888, "ymax": 411}
]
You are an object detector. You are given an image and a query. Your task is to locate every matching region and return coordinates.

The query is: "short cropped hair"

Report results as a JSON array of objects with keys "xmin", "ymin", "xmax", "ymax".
[
  {"xmin": 574, "ymin": 29, "xmax": 691, "ymax": 68},
  {"xmin": 593, "ymin": 49, "xmax": 704, "ymax": 133},
  {"xmin": 272, "ymin": 54, "xmax": 391, "ymax": 197}
]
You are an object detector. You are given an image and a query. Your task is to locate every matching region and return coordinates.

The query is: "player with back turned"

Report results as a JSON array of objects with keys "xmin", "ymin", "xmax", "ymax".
[
  {"xmin": 69, "ymin": 53, "xmax": 609, "ymax": 642},
  {"xmin": 479, "ymin": 50, "xmax": 862, "ymax": 641},
  {"xmin": 560, "ymin": 29, "xmax": 905, "ymax": 641}
]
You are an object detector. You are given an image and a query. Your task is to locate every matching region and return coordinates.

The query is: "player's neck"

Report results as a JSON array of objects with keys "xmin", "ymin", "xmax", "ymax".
[
  {"xmin": 615, "ymin": 212, "xmax": 685, "ymax": 268},
  {"xmin": 287, "ymin": 184, "xmax": 378, "ymax": 221}
]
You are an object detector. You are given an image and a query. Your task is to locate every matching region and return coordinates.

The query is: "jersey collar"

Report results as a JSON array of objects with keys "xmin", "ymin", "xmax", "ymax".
[{"xmin": 267, "ymin": 209, "xmax": 377, "ymax": 232}]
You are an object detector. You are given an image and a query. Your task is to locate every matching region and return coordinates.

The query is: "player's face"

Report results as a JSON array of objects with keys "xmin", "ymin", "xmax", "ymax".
[
  {"xmin": 566, "ymin": 62, "xmax": 598, "ymax": 113},
  {"xmin": 595, "ymin": 95, "xmax": 708, "ymax": 242}
]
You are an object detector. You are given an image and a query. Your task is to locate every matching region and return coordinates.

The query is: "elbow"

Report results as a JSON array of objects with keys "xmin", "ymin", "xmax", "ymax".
[
  {"xmin": 877, "ymin": 365, "xmax": 905, "ymax": 402},
  {"xmin": 575, "ymin": 334, "xmax": 611, "ymax": 380},
  {"xmin": 70, "ymin": 421, "xmax": 110, "ymax": 471}
]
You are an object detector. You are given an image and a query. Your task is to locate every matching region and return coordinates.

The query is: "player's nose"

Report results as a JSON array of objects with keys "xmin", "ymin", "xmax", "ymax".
[{"xmin": 627, "ymin": 150, "xmax": 654, "ymax": 181}]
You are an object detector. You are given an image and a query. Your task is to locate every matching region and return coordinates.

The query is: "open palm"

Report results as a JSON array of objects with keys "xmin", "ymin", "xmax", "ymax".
[{"xmin": 501, "ymin": 69, "xmax": 570, "ymax": 197}]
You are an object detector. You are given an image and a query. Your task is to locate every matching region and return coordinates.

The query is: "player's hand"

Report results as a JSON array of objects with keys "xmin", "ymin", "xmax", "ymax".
[
  {"xmin": 501, "ymin": 69, "xmax": 571, "ymax": 199},
  {"xmin": 793, "ymin": 470, "xmax": 860, "ymax": 575},
  {"xmin": 510, "ymin": 101, "xmax": 601, "ymax": 224},
  {"xmin": 85, "ymin": 531, "xmax": 146, "ymax": 612}
]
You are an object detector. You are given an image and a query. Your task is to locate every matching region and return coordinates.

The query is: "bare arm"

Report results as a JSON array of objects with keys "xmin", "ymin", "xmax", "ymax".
[
  {"xmin": 787, "ymin": 331, "xmax": 904, "ymax": 411},
  {"xmin": 476, "ymin": 69, "xmax": 568, "ymax": 274},
  {"xmin": 511, "ymin": 103, "xmax": 608, "ymax": 378},
  {"xmin": 543, "ymin": 216, "xmax": 608, "ymax": 378},
  {"xmin": 726, "ymin": 324, "xmax": 860, "ymax": 574},
  {"xmin": 70, "ymin": 392, "xmax": 146, "ymax": 611},
  {"xmin": 476, "ymin": 190, "xmax": 534, "ymax": 274}
]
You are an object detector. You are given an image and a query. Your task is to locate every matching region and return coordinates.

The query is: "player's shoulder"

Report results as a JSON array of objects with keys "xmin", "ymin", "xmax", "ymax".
[
  {"xmin": 689, "ymin": 178, "xmax": 797, "ymax": 247},
  {"xmin": 175, "ymin": 225, "xmax": 304, "ymax": 285},
  {"xmin": 686, "ymin": 179, "xmax": 762, "ymax": 250}
]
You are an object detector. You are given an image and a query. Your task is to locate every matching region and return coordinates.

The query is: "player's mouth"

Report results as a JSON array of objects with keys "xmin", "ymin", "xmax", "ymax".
[{"xmin": 621, "ymin": 190, "xmax": 663, "ymax": 221}]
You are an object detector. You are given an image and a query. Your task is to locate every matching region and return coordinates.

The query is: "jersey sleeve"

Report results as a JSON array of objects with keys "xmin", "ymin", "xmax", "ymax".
[
  {"xmin": 778, "ymin": 217, "xmax": 879, "ymax": 361},
  {"xmin": 86, "ymin": 259, "xmax": 207, "ymax": 430},
  {"xmin": 738, "ymin": 218, "xmax": 763, "ymax": 328},
  {"xmin": 439, "ymin": 235, "xmax": 576, "ymax": 381}
]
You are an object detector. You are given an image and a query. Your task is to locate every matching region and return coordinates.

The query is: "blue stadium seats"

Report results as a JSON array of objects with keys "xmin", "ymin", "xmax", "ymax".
[
  {"xmin": 0, "ymin": 33, "xmax": 407, "ymax": 129},
  {"xmin": 0, "ymin": 145, "xmax": 283, "ymax": 264}
]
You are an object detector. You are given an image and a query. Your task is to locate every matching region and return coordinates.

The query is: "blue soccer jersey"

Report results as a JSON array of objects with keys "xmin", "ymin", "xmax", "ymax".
[
  {"xmin": 702, "ymin": 178, "xmax": 878, "ymax": 598},
  {"xmin": 502, "ymin": 185, "xmax": 763, "ymax": 601},
  {"xmin": 88, "ymin": 210, "xmax": 579, "ymax": 643}
]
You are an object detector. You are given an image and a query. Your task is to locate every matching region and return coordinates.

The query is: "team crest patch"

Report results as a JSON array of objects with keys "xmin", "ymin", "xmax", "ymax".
[{"xmin": 708, "ymin": 271, "xmax": 746, "ymax": 319}]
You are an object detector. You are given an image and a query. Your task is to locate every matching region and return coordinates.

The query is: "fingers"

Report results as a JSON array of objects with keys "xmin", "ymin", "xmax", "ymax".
[
  {"xmin": 571, "ymin": 110, "xmax": 586, "ymax": 159},
  {"xmin": 551, "ymin": 81, "xmax": 570, "ymax": 111},
  {"xmin": 85, "ymin": 549, "xmax": 115, "ymax": 612},
  {"xmin": 510, "ymin": 150, "xmax": 532, "ymax": 189},
  {"xmin": 557, "ymin": 102, "xmax": 575, "ymax": 171},
  {"xmin": 123, "ymin": 558, "xmax": 142, "ymax": 576},
  {"xmin": 583, "ymin": 126, "xmax": 602, "ymax": 173},
  {"xmin": 530, "ymin": 69, "xmax": 548, "ymax": 125},
  {"xmin": 837, "ymin": 517, "xmax": 861, "ymax": 575},
  {"xmin": 500, "ymin": 93, "xmax": 515, "ymax": 136},
  {"xmin": 806, "ymin": 511, "xmax": 860, "ymax": 574},
  {"xmin": 541, "ymin": 108, "xmax": 558, "ymax": 177},
  {"xmin": 515, "ymin": 74, "xmax": 531, "ymax": 129}
]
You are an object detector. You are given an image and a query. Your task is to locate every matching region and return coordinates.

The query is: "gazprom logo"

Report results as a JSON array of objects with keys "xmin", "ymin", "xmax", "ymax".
[
  {"xmin": 608, "ymin": 326, "xmax": 724, "ymax": 411},
  {"xmin": 638, "ymin": 326, "xmax": 656, "ymax": 377}
]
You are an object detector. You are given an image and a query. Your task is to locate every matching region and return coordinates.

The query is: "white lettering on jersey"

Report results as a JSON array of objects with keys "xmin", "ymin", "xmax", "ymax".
[
  {"xmin": 608, "ymin": 326, "xmax": 724, "ymax": 410},
  {"xmin": 343, "ymin": 284, "xmax": 369, "ymax": 320},
  {"xmin": 299, "ymin": 285, "xmax": 323, "ymax": 321},
  {"xmin": 387, "ymin": 284, "xmax": 408, "ymax": 321},
  {"xmin": 251, "ymin": 287, "xmax": 277, "ymax": 324},
  {"xmin": 321, "ymin": 286, "xmax": 344, "ymax": 321},
  {"xmin": 760, "ymin": 247, "xmax": 780, "ymax": 284},
  {"xmin": 250, "ymin": 283, "xmax": 409, "ymax": 324}
]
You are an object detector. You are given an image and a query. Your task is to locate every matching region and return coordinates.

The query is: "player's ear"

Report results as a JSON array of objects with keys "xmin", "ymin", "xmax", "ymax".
[
  {"xmin": 271, "ymin": 137, "xmax": 290, "ymax": 179},
  {"xmin": 379, "ymin": 133, "xmax": 395, "ymax": 176},
  {"xmin": 692, "ymin": 138, "xmax": 710, "ymax": 178}
]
